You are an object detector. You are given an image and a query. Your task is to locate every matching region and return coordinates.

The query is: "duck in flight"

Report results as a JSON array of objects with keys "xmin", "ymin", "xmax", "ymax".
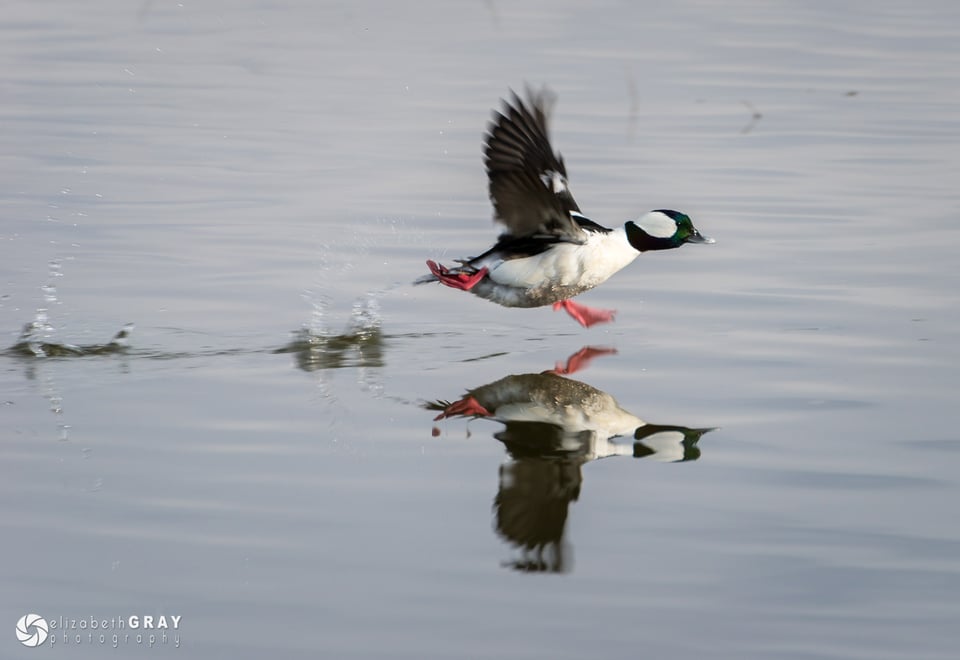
[{"xmin": 417, "ymin": 87, "xmax": 714, "ymax": 327}]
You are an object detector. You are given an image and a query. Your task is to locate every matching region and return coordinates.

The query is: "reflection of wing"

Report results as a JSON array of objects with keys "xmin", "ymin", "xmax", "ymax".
[
  {"xmin": 494, "ymin": 457, "xmax": 581, "ymax": 573},
  {"xmin": 485, "ymin": 88, "xmax": 584, "ymax": 240},
  {"xmin": 494, "ymin": 422, "xmax": 593, "ymax": 457}
]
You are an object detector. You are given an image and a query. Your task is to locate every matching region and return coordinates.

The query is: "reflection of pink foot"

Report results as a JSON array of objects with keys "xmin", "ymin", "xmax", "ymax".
[
  {"xmin": 434, "ymin": 396, "xmax": 492, "ymax": 421},
  {"xmin": 549, "ymin": 346, "xmax": 618, "ymax": 375},
  {"xmin": 552, "ymin": 299, "xmax": 616, "ymax": 328},
  {"xmin": 426, "ymin": 260, "xmax": 488, "ymax": 291}
]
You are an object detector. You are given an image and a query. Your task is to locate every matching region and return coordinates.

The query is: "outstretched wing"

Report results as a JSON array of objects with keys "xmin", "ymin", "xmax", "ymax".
[{"xmin": 484, "ymin": 88, "xmax": 584, "ymax": 240}]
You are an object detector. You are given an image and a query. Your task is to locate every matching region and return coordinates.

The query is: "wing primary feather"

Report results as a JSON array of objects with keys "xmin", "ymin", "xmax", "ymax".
[{"xmin": 483, "ymin": 87, "xmax": 584, "ymax": 240}]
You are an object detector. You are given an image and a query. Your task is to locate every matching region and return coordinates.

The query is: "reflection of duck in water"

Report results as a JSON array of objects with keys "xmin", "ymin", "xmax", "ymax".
[{"xmin": 429, "ymin": 347, "xmax": 712, "ymax": 573}]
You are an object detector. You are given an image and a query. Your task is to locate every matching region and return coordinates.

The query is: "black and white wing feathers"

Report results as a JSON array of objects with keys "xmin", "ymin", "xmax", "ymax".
[{"xmin": 484, "ymin": 88, "xmax": 585, "ymax": 241}]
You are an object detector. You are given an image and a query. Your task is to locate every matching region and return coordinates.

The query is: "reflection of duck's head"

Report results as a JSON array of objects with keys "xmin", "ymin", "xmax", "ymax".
[{"xmin": 633, "ymin": 424, "xmax": 713, "ymax": 462}]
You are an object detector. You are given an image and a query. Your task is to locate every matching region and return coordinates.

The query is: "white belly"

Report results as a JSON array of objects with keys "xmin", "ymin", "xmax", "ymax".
[{"xmin": 487, "ymin": 230, "xmax": 639, "ymax": 291}]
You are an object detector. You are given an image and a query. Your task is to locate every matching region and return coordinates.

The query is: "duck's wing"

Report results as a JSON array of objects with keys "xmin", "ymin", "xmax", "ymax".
[{"xmin": 484, "ymin": 88, "xmax": 585, "ymax": 241}]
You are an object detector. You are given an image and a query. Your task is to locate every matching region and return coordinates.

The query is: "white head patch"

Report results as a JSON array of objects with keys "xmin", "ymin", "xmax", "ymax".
[
  {"xmin": 636, "ymin": 211, "xmax": 678, "ymax": 239},
  {"xmin": 641, "ymin": 430, "xmax": 686, "ymax": 462}
]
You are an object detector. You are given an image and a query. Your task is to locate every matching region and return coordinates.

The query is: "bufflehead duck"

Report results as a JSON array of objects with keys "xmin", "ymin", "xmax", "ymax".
[{"xmin": 416, "ymin": 88, "xmax": 714, "ymax": 327}]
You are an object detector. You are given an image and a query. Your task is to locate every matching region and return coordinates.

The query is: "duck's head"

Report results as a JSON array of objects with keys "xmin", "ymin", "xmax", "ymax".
[{"xmin": 625, "ymin": 210, "xmax": 714, "ymax": 252}]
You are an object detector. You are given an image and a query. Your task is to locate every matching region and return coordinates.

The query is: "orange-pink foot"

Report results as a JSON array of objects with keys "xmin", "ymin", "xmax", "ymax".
[
  {"xmin": 426, "ymin": 260, "xmax": 488, "ymax": 291},
  {"xmin": 552, "ymin": 300, "xmax": 617, "ymax": 328},
  {"xmin": 549, "ymin": 346, "xmax": 619, "ymax": 375},
  {"xmin": 434, "ymin": 396, "xmax": 492, "ymax": 421}
]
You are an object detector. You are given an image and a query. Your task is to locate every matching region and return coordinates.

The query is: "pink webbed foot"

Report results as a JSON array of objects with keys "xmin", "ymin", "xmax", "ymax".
[
  {"xmin": 548, "ymin": 346, "xmax": 619, "ymax": 376},
  {"xmin": 426, "ymin": 260, "xmax": 488, "ymax": 291},
  {"xmin": 434, "ymin": 396, "xmax": 492, "ymax": 421},
  {"xmin": 552, "ymin": 299, "xmax": 617, "ymax": 328}
]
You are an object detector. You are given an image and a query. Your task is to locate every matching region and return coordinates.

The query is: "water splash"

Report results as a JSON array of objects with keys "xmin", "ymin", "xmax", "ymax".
[
  {"xmin": 301, "ymin": 288, "xmax": 330, "ymax": 338},
  {"xmin": 302, "ymin": 215, "xmax": 408, "ymax": 339},
  {"xmin": 25, "ymin": 259, "xmax": 65, "ymax": 355},
  {"xmin": 8, "ymin": 322, "xmax": 134, "ymax": 358},
  {"xmin": 277, "ymin": 323, "xmax": 384, "ymax": 373},
  {"xmin": 347, "ymin": 291, "xmax": 383, "ymax": 337},
  {"xmin": 109, "ymin": 323, "xmax": 134, "ymax": 349},
  {"xmin": 350, "ymin": 293, "xmax": 385, "ymax": 395}
]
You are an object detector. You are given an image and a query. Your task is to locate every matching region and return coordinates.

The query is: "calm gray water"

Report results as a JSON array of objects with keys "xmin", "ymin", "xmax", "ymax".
[{"xmin": 3, "ymin": 1, "xmax": 960, "ymax": 658}]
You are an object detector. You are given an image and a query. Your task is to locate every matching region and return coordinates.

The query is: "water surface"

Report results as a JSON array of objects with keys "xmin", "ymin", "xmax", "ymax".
[{"xmin": 3, "ymin": 1, "xmax": 960, "ymax": 658}]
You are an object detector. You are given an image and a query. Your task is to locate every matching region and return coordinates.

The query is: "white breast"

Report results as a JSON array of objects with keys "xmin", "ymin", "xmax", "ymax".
[{"xmin": 486, "ymin": 228, "xmax": 638, "ymax": 291}]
